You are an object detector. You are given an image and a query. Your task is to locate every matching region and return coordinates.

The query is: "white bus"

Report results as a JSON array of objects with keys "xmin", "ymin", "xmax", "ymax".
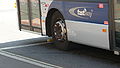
[{"xmin": 16, "ymin": 0, "xmax": 120, "ymax": 55}]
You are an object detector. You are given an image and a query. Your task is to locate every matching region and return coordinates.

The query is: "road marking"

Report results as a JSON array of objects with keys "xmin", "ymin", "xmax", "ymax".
[
  {"xmin": 0, "ymin": 50, "xmax": 63, "ymax": 68},
  {"xmin": 0, "ymin": 42, "xmax": 51, "ymax": 50}
]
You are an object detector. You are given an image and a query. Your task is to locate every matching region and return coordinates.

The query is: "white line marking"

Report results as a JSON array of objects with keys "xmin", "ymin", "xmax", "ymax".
[
  {"xmin": 0, "ymin": 42, "xmax": 50, "ymax": 50},
  {"xmin": 0, "ymin": 50, "xmax": 63, "ymax": 68}
]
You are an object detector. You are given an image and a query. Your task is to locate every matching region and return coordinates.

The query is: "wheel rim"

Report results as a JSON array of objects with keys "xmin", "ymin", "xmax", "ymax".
[{"xmin": 53, "ymin": 19, "xmax": 67, "ymax": 41}]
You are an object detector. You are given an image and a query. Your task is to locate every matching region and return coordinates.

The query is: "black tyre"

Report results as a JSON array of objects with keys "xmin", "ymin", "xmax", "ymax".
[{"xmin": 51, "ymin": 11, "xmax": 70, "ymax": 50}]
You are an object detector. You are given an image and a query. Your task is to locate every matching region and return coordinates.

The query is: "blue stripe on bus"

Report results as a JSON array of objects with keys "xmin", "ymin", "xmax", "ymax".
[{"xmin": 49, "ymin": 1, "xmax": 109, "ymax": 25}]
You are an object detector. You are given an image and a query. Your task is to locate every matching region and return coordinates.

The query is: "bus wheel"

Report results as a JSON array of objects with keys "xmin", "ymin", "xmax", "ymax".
[{"xmin": 51, "ymin": 11, "xmax": 70, "ymax": 50}]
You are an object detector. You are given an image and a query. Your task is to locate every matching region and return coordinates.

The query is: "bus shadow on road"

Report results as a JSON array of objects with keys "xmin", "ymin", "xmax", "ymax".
[
  {"xmin": 68, "ymin": 42, "xmax": 120, "ymax": 63},
  {"xmin": 0, "ymin": 37, "xmax": 48, "ymax": 48}
]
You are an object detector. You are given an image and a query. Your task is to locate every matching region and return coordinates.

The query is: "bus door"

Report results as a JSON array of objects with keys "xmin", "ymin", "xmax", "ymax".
[
  {"xmin": 17, "ymin": 0, "xmax": 42, "ymax": 34},
  {"xmin": 113, "ymin": 0, "xmax": 120, "ymax": 48}
]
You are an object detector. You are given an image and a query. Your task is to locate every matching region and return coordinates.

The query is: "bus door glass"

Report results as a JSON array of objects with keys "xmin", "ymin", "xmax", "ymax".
[
  {"xmin": 114, "ymin": 0, "xmax": 120, "ymax": 47},
  {"xmin": 18, "ymin": 0, "xmax": 42, "ymax": 33},
  {"xmin": 19, "ymin": 0, "xmax": 30, "ymax": 30},
  {"xmin": 30, "ymin": 0, "xmax": 42, "ymax": 32}
]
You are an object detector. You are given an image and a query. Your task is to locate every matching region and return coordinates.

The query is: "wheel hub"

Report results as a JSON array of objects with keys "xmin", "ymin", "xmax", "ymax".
[{"xmin": 54, "ymin": 20, "xmax": 67, "ymax": 41}]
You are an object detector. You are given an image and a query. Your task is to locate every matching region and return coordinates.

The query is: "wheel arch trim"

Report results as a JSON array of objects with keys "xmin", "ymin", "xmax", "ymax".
[{"xmin": 46, "ymin": 8, "xmax": 64, "ymax": 36}]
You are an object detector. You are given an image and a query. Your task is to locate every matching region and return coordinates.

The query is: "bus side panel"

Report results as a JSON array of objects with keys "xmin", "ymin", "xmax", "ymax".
[
  {"xmin": 64, "ymin": 2, "xmax": 110, "ymax": 50},
  {"xmin": 64, "ymin": 2, "xmax": 108, "ymax": 24},
  {"xmin": 41, "ymin": 0, "xmax": 53, "ymax": 35},
  {"xmin": 66, "ymin": 20, "xmax": 110, "ymax": 50},
  {"xmin": 42, "ymin": 1, "xmax": 110, "ymax": 50},
  {"xmin": 41, "ymin": 0, "xmax": 65, "ymax": 35}
]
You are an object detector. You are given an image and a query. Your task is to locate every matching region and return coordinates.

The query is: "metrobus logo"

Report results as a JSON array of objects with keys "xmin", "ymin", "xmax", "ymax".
[{"xmin": 69, "ymin": 7, "xmax": 94, "ymax": 19}]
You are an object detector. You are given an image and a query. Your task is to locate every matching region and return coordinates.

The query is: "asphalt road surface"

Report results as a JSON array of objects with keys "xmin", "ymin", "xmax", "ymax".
[{"xmin": 0, "ymin": 37, "xmax": 120, "ymax": 68}]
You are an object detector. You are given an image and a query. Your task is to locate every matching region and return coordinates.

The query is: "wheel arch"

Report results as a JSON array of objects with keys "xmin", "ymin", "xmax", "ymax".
[{"xmin": 46, "ymin": 8, "xmax": 64, "ymax": 37}]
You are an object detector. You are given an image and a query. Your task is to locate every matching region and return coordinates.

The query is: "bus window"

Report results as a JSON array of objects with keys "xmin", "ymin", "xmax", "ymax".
[
  {"xmin": 18, "ymin": 0, "xmax": 42, "ymax": 33},
  {"xmin": 20, "ymin": 0, "xmax": 30, "ymax": 26},
  {"xmin": 30, "ymin": 0, "xmax": 41, "ymax": 28},
  {"xmin": 19, "ymin": 0, "xmax": 31, "ymax": 30}
]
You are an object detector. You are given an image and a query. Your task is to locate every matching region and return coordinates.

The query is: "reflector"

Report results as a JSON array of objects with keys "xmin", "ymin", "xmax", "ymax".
[{"xmin": 98, "ymin": 3, "xmax": 104, "ymax": 8}]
